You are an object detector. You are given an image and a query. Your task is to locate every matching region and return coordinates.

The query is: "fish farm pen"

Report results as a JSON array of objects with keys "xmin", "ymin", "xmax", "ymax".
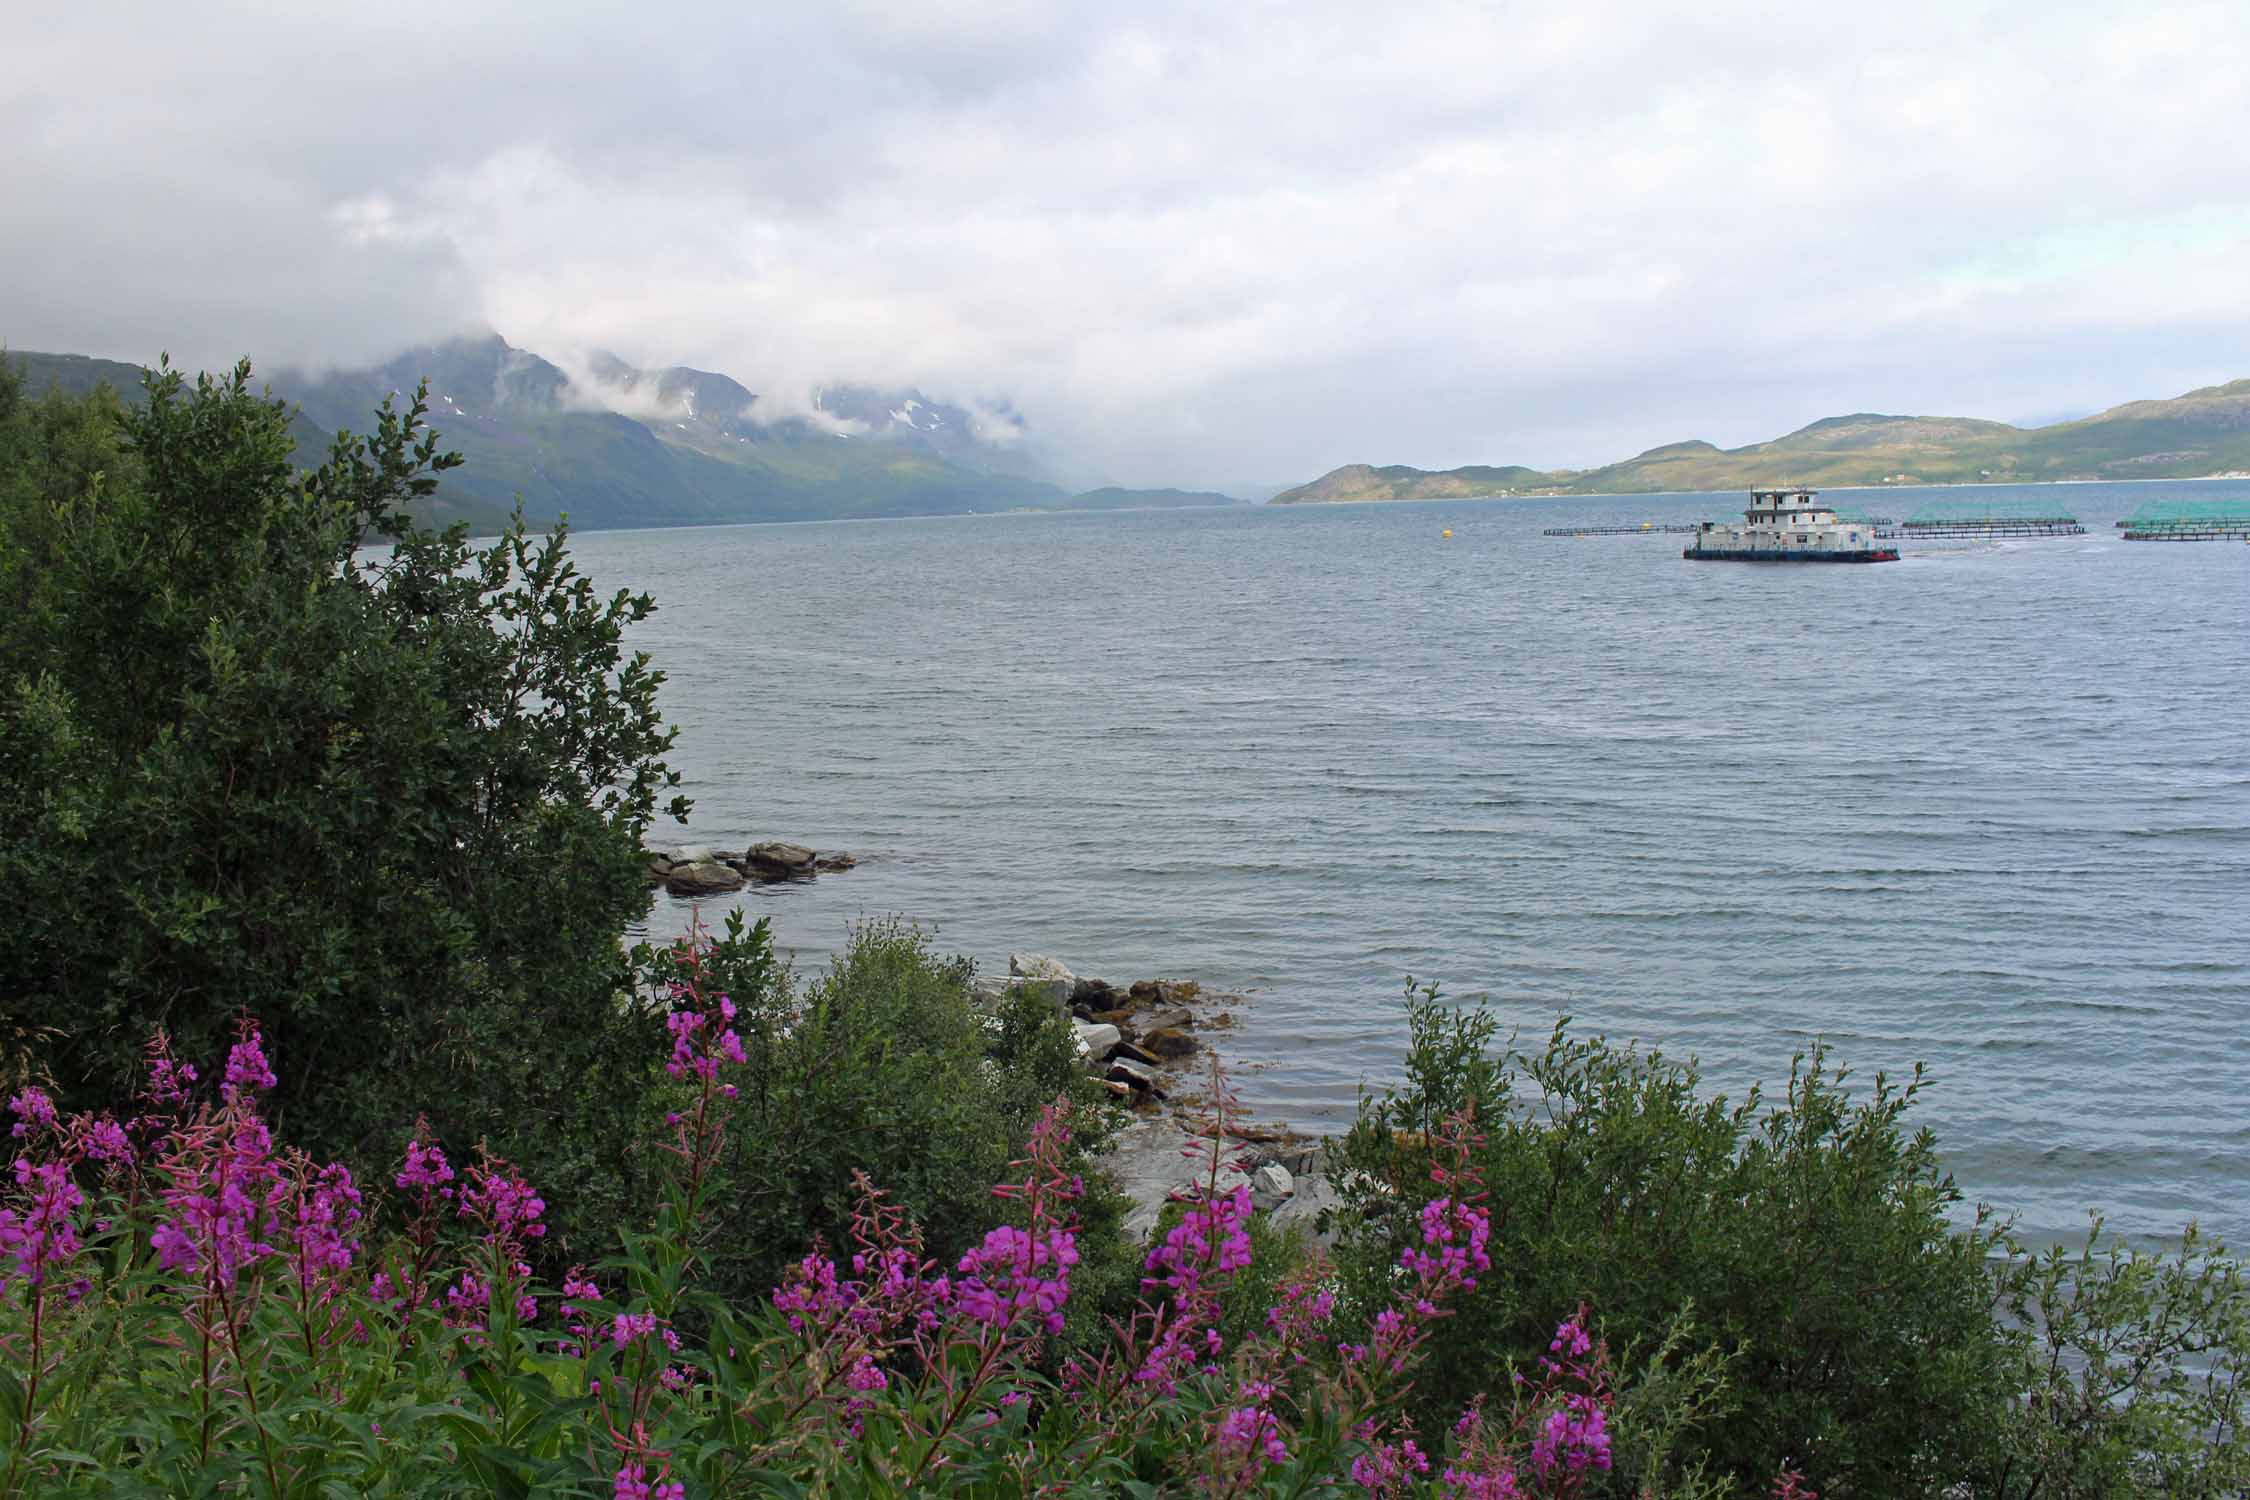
[
  {"xmin": 1878, "ymin": 497, "xmax": 2085, "ymax": 538},
  {"xmin": 2118, "ymin": 496, "xmax": 2250, "ymax": 540},
  {"xmin": 1540, "ymin": 523, "xmax": 1702, "ymax": 536}
]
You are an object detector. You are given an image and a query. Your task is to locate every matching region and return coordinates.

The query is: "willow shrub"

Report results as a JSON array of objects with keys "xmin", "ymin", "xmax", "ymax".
[
  {"xmin": 1328, "ymin": 985, "xmax": 2250, "ymax": 1496},
  {"xmin": 2, "ymin": 930, "xmax": 1742, "ymax": 1499},
  {"xmin": 640, "ymin": 911, "xmax": 1133, "ymax": 1316}
]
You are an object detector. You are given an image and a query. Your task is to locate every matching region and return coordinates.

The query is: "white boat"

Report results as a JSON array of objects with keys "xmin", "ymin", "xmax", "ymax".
[{"xmin": 1683, "ymin": 488, "xmax": 1898, "ymax": 563}]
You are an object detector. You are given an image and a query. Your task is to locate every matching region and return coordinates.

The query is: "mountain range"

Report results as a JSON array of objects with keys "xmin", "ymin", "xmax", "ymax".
[
  {"xmin": 6, "ymin": 336, "xmax": 1246, "ymax": 531},
  {"xmin": 1271, "ymin": 382, "xmax": 2250, "ymax": 502}
]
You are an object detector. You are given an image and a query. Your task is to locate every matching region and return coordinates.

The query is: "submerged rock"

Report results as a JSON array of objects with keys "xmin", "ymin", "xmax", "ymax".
[
  {"xmin": 744, "ymin": 841, "xmax": 817, "ymax": 879},
  {"xmin": 664, "ymin": 860, "xmax": 745, "ymax": 896},
  {"xmin": 1143, "ymin": 1027, "xmax": 1199, "ymax": 1060}
]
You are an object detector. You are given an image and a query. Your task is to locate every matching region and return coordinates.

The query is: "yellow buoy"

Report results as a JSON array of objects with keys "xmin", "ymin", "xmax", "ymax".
[{"xmin": 1441, "ymin": 528, "xmax": 1453, "ymax": 538}]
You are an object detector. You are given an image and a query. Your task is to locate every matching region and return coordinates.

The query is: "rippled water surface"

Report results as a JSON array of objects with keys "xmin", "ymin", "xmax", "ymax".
[{"xmin": 572, "ymin": 481, "xmax": 2250, "ymax": 1245}]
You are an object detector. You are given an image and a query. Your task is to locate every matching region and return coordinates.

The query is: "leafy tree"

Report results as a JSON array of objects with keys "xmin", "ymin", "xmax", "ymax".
[{"xmin": 0, "ymin": 354, "xmax": 685, "ymax": 1246}]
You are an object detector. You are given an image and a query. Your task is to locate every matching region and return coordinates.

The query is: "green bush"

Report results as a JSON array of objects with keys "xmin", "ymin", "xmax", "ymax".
[
  {"xmin": 1985, "ymin": 1218, "xmax": 2250, "ymax": 1497},
  {"xmin": 655, "ymin": 913, "xmax": 1126, "ymax": 1307},
  {"xmin": 1329, "ymin": 984, "xmax": 2014, "ymax": 1493}
]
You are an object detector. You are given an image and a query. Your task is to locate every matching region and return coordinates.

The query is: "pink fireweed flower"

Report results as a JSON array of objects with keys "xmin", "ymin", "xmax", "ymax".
[
  {"xmin": 76, "ymin": 1116, "xmax": 134, "ymax": 1165},
  {"xmin": 221, "ymin": 1024, "xmax": 278, "ymax": 1100},
  {"xmin": 1400, "ymin": 1196, "xmax": 1492, "ymax": 1291},
  {"xmin": 150, "ymin": 1097, "xmax": 285, "ymax": 1290},
  {"xmin": 283, "ymin": 1160, "xmax": 363, "ymax": 1288},
  {"xmin": 1441, "ymin": 1465, "xmax": 1523, "ymax": 1499},
  {"xmin": 1143, "ymin": 1182, "xmax": 1253, "ymax": 1297},
  {"xmin": 0, "ymin": 1157, "xmax": 85, "ymax": 1288},
  {"xmin": 1350, "ymin": 1436, "xmax": 1432, "ymax": 1494},
  {"xmin": 1549, "ymin": 1316, "xmax": 1592, "ymax": 1360},
  {"xmin": 664, "ymin": 994, "xmax": 746, "ymax": 1084},
  {"xmin": 1217, "ymin": 1403, "xmax": 1292, "ymax": 1468},
  {"xmin": 8, "ymin": 1087, "xmax": 57, "ymax": 1140},
  {"xmin": 445, "ymin": 1271, "xmax": 491, "ymax": 1328},
  {"xmin": 396, "ymin": 1136, "xmax": 454, "ymax": 1194},
  {"xmin": 140, "ymin": 1033, "xmax": 199, "ymax": 1112},
  {"xmin": 610, "ymin": 1310, "xmax": 660, "ymax": 1348},
  {"xmin": 953, "ymin": 1222, "xmax": 1079, "ymax": 1336},
  {"xmin": 460, "ymin": 1157, "xmax": 546, "ymax": 1245},
  {"xmin": 771, "ymin": 1251, "xmax": 850, "ymax": 1332},
  {"xmin": 612, "ymin": 1462, "xmax": 685, "ymax": 1500},
  {"xmin": 1529, "ymin": 1396, "xmax": 1612, "ymax": 1479}
]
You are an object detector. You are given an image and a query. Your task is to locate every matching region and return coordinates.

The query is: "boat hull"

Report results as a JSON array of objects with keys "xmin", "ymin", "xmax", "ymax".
[{"xmin": 1682, "ymin": 547, "xmax": 1899, "ymax": 563}]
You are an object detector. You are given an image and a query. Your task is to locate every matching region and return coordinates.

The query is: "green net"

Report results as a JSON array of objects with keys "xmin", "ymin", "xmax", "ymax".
[
  {"xmin": 2119, "ymin": 495, "xmax": 2250, "ymax": 526},
  {"xmin": 1903, "ymin": 495, "xmax": 2081, "ymax": 525}
]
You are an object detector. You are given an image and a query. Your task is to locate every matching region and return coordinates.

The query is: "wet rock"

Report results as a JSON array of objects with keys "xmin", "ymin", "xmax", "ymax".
[
  {"xmin": 1251, "ymin": 1162, "xmax": 1295, "ymax": 1210},
  {"xmin": 1266, "ymin": 1173, "xmax": 1341, "ymax": 1246},
  {"xmin": 1106, "ymin": 1059, "xmax": 1158, "ymax": 1095},
  {"xmin": 1093, "ymin": 1007, "xmax": 1136, "ymax": 1029},
  {"xmin": 1107, "ymin": 1038, "xmax": 1160, "ymax": 1067},
  {"xmin": 1072, "ymin": 976, "xmax": 1117, "ymax": 1006},
  {"xmin": 1137, "ymin": 1007, "xmax": 1194, "ymax": 1034},
  {"xmin": 1073, "ymin": 1021, "xmax": 1121, "ymax": 1061},
  {"xmin": 744, "ymin": 841, "xmax": 817, "ymax": 879},
  {"xmin": 813, "ymin": 852, "xmax": 858, "ymax": 872},
  {"xmin": 1143, "ymin": 1027, "xmax": 1199, "ymax": 1060},
  {"xmin": 664, "ymin": 860, "xmax": 745, "ymax": 897}
]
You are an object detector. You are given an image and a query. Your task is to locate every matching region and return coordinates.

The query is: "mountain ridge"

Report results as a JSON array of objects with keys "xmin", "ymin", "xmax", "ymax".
[
  {"xmin": 6, "ymin": 335, "xmax": 1127, "ymax": 530},
  {"xmin": 1272, "ymin": 383, "xmax": 2250, "ymax": 502}
]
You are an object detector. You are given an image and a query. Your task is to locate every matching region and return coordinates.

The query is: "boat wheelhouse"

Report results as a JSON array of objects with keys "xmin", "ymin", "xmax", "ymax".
[{"xmin": 1683, "ymin": 487, "xmax": 1898, "ymax": 563}]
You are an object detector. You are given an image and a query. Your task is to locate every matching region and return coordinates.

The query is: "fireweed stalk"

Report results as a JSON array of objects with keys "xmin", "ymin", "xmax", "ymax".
[
  {"xmin": 1197, "ymin": 1102, "xmax": 1502, "ymax": 1498},
  {"xmin": 596, "ymin": 915, "xmax": 751, "ymax": 1499},
  {"xmin": 0, "ymin": 1088, "xmax": 86, "ymax": 1499}
]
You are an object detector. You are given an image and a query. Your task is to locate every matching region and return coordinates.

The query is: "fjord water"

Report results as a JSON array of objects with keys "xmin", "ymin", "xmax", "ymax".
[{"xmin": 576, "ymin": 481, "xmax": 2250, "ymax": 1247}]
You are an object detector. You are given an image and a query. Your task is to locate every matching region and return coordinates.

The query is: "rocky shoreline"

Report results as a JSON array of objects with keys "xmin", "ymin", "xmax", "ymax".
[
  {"xmin": 985, "ymin": 952, "xmax": 1341, "ymax": 1246},
  {"xmin": 644, "ymin": 842, "xmax": 858, "ymax": 897}
]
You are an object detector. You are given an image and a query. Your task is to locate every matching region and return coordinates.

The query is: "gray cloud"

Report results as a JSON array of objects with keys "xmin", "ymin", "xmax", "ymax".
[{"xmin": 5, "ymin": 1, "xmax": 2249, "ymax": 485}]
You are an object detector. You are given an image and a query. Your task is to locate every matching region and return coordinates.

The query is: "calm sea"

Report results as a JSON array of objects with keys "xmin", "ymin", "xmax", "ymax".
[{"xmin": 569, "ymin": 481, "xmax": 2250, "ymax": 1247}]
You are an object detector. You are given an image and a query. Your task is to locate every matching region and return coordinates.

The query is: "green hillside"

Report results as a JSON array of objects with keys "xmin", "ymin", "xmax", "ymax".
[{"xmin": 1272, "ymin": 381, "xmax": 2250, "ymax": 501}]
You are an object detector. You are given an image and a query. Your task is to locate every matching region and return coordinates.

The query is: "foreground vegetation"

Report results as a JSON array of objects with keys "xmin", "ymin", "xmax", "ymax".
[{"xmin": 3, "ymin": 355, "xmax": 2247, "ymax": 1494}]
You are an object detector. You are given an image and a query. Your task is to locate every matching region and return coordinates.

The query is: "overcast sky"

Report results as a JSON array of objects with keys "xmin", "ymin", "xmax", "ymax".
[{"xmin": 6, "ymin": 1, "xmax": 2249, "ymax": 486}]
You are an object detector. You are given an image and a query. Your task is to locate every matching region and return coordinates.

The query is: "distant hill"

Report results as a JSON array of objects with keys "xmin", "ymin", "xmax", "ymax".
[{"xmin": 1271, "ymin": 382, "xmax": 2250, "ymax": 502}]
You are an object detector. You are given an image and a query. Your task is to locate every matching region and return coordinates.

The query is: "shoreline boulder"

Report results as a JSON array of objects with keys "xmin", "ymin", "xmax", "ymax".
[
  {"xmin": 664, "ymin": 859, "xmax": 746, "ymax": 897},
  {"xmin": 744, "ymin": 841, "xmax": 817, "ymax": 879}
]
